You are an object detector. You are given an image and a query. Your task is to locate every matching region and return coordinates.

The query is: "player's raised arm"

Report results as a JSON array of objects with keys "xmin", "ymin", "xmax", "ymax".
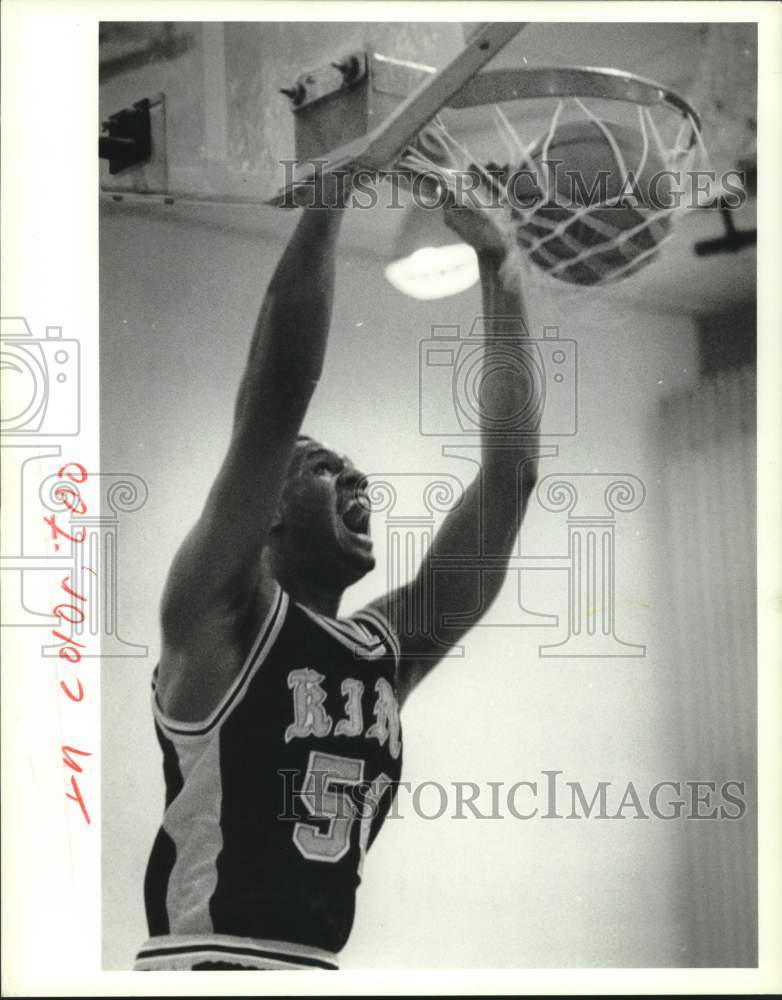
[
  {"xmin": 367, "ymin": 193, "xmax": 540, "ymax": 705},
  {"xmin": 156, "ymin": 194, "xmax": 345, "ymax": 713}
]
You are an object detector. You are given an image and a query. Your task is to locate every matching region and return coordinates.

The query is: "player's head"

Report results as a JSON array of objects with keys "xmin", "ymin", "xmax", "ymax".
[{"xmin": 267, "ymin": 434, "xmax": 375, "ymax": 590}]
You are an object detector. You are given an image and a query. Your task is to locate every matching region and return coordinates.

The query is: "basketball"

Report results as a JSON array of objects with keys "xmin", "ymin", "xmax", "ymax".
[{"xmin": 509, "ymin": 120, "xmax": 674, "ymax": 285}]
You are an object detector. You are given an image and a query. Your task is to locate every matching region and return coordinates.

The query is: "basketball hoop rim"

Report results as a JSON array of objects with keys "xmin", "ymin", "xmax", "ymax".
[{"xmin": 448, "ymin": 65, "xmax": 701, "ymax": 144}]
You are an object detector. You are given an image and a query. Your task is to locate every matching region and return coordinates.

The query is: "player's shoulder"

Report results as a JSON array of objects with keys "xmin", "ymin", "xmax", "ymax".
[{"xmin": 154, "ymin": 579, "xmax": 289, "ymax": 730}]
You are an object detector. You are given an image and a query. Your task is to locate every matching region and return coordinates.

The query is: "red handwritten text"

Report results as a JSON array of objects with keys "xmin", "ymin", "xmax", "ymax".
[{"xmin": 46, "ymin": 462, "xmax": 94, "ymax": 825}]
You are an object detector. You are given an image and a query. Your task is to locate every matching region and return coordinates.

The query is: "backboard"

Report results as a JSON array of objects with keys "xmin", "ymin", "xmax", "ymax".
[{"xmin": 99, "ymin": 22, "xmax": 472, "ymax": 204}]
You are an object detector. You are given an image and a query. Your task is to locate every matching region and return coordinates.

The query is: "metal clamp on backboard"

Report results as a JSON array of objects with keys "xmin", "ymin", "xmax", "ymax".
[
  {"xmin": 99, "ymin": 97, "xmax": 155, "ymax": 174},
  {"xmin": 99, "ymin": 93, "xmax": 168, "ymax": 193},
  {"xmin": 279, "ymin": 49, "xmax": 436, "ymax": 163}
]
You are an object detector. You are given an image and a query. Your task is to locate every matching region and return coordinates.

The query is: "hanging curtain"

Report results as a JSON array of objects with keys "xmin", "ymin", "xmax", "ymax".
[{"xmin": 660, "ymin": 365, "xmax": 756, "ymax": 966}]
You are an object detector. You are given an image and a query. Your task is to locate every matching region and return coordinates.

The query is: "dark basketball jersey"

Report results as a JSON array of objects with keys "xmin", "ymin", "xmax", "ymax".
[{"xmin": 135, "ymin": 585, "xmax": 402, "ymax": 971}]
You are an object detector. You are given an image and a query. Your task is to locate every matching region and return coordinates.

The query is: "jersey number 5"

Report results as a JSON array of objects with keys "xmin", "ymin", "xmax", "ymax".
[{"xmin": 293, "ymin": 750, "xmax": 392, "ymax": 875}]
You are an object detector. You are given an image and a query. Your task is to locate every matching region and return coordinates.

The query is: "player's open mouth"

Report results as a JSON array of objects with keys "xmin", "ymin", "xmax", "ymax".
[{"xmin": 340, "ymin": 498, "xmax": 371, "ymax": 540}]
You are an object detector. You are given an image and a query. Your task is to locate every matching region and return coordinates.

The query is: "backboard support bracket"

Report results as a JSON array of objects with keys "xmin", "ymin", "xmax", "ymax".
[
  {"xmin": 268, "ymin": 21, "xmax": 526, "ymax": 205},
  {"xmin": 99, "ymin": 93, "xmax": 168, "ymax": 191},
  {"xmin": 282, "ymin": 50, "xmax": 435, "ymax": 163}
]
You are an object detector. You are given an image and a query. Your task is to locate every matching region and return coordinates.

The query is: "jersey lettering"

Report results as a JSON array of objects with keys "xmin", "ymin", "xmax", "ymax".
[
  {"xmin": 366, "ymin": 677, "xmax": 401, "ymax": 759},
  {"xmin": 334, "ymin": 678, "xmax": 364, "ymax": 737},
  {"xmin": 284, "ymin": 668, "xmax": 333, "ymax": 742},
  {"xmin": 286, "ymin": 671, "xmax": 401, "ymax": 755}
]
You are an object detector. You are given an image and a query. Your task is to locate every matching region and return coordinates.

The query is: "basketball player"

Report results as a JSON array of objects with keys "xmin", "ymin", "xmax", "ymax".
[{"xmin": 135, "ymin": 171, "xmax": 540, "ymax": 971}]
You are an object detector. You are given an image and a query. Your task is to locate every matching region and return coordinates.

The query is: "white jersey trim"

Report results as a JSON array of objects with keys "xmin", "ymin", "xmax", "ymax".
[
  {"xmin": 297, "ymin": 602, "xmax": 396, "ymax": 662},
  {"xmin": 351, "ymin": 604, "xmax": 402, "ymax": 663},
  {"xmin": 134, "ymin": 933, "xmax": 339, "ymax": 971},
  {"xmin": 151, "ymin": 585, "xmax": 289, "ymax": 740}
]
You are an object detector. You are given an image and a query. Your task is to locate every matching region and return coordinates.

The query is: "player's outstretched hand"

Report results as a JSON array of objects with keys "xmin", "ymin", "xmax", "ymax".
[{"xmin": 398, "ymin": 119, "xmax": 509, "ymax": 257}]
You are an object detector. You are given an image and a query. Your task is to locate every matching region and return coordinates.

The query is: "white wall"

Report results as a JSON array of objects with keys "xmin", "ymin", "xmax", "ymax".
[{"xmin": 101, "ymin": 202, "xmax": 745, "ymax": 970}]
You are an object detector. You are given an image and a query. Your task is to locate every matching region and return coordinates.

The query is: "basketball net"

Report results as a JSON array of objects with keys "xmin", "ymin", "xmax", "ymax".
[{"xmin": 394, "ymin": 97, "xmax": 715, "ymax": 289}]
